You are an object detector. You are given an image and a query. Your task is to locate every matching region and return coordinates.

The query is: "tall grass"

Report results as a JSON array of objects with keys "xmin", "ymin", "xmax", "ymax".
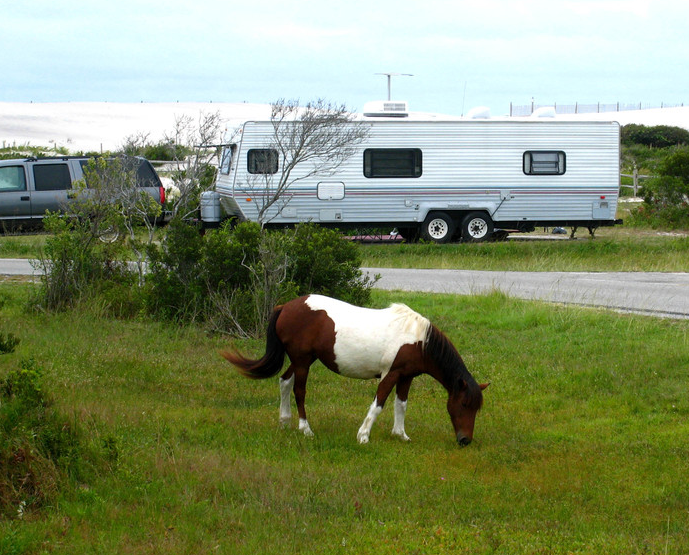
[
  {"xmin": 2, "ymin": 228, "xmax": 688, "ymax": 270},
  {"xmin": 0, "ymin": 284, "xmax": 687, "ymax": 553},
  {"xmin": 359, "ymin": 232, "xmax": 689, "ymax": 272}
]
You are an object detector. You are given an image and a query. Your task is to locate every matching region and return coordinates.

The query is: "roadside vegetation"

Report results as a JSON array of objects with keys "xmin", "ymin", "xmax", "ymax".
[
  {"xmin": 0, "ymin": 120, "xmax": 688, "ymax": 553},
  {"xmin": 357, "ymin": 228, "xmax": 689, "ymax": 271},
  {"xmin": 621, "ymin": 124, "xmax": 689, "ymax": 228},
  {"xmin": 0, "ymin": 285, "xmax": 687, "ymax": 554}
]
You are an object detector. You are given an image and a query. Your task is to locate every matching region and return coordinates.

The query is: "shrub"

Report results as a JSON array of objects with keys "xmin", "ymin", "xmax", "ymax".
[
  {"xmin": 289, "ymin": 223, "xmax": 375, "ymax": 305},
  {"xmin": 0, "ymin": 360, "xmax": 86, "ymax": 518},
  {"xmin": 145, "ymin": 219, "xmax": 376, "ymax": 335},
  {"xmin": 631, "ymin": 148, "xmax": 689, "ymax": 228},
  {"xmin": 621, "ymin": 124, "xmax": 689, "ymax": 148},
  {"xmin": 145, "ymin": 217, "xmax": 207, "ymax": 321},
  {"xmin": 32, "ymin": 214, "xmax": 129, "ymax": 311}
]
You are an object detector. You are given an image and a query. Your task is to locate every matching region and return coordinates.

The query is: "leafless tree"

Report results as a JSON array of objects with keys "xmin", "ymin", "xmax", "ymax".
[
  {"xmin": 164, "ymin": 111, "xmax": 224, "ymax": 219},
  {"xmin": 242, "ymin": 99, "xmax": 370, "ymax": 226}
]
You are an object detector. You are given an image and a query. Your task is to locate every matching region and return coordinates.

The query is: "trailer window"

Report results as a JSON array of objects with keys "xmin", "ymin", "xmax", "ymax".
[
  {"xmin": 220, "ymin": 145, "xmax": 236, "ymax": 175},
  {"xmin": 248, "ymin": 149, "xmax": 278, "ymax": 174},
  {"xmin": 523, "ymin": 151, "xmax": 566, "ymax": 175},
  {"xmin": 364, "ymin": 149, "xmax": 422, "ymax": 178}
]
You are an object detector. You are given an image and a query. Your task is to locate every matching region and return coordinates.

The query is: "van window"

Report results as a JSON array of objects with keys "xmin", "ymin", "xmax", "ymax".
[
  {"xmin": 523, "ymin": 151, "xmax": 566, "ymax": 175},
  {"xmin": 247, "ymin": 149, "xmax": 279, "ymax": 174},
  {"xmin": 33, "ymin": 164, "xmax": 72, "ymax": 191},
  {"xmin": 0, "ymin": 166, "xmax": 27, "ymax": 192},
  {"xmin": 364, "ymin": 149, "xmax": 422, "ymax": 178},
  {"xmin": 79, "ymin": 157, "xmax": 161, "ymax": 188}
]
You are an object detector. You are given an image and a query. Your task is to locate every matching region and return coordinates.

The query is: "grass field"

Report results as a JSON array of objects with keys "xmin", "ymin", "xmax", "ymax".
[
  {"xmin": 3, "ymin": 227, "xmax": 688, "ymax": 272},
  {"xmin": 358, "ymin": 228, "xmax": 689, "ymax": 272},
  {"xmin": 1, "ymin": 284, "xmax": 688, "ymax": 554}
]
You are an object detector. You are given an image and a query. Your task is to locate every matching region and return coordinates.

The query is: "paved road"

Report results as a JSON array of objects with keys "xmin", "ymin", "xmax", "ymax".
[
  {"xmin": 0, "ymin": 258, "xmax": 42, "ymax": 276},
  {"xmin": 2, "ymin": 259, "xmax": 687, "ymax": 319},
  {"xmin": 364, "ymin": 267, "xmax": 689, "ymax": 320}
]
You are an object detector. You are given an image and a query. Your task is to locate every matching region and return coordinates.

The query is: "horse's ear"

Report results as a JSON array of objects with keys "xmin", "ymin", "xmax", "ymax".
[{"xmin": 479, "ymin": 382, "xmax": 490, "ymax": 391}]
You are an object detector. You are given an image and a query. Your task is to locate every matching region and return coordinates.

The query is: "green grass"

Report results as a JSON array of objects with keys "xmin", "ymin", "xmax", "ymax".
[
  {"xmin": 0, "ymin": 234, "xmax": 47, "ymax": 259},
  {"xmin": 0, "ymin": 284, "xmax": 688, "ymax": 553},
  {"xmin": 3, "ymin": 227, "xmax": 689, "ymax": 271},
  {"xmin": 358, "ymin": 228, "xmax": 689, "ymax": 272}
]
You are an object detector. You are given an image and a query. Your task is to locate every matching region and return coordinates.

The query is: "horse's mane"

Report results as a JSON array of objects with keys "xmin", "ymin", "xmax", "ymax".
[
  {"xmin": 423, "ymin": 324, "xmax": 483, "ymax": 411},
  {"xmin": 387, "ymin": 303, "xmax": 430, "ymax": 342}
]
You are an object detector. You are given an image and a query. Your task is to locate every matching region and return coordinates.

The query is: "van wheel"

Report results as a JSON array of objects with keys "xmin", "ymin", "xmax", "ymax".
[
  {"xmin": 461, "ymin": 212, "xmax": 493, "ymax": 242},
  {"xmin": 98, "ymin": 225, "xmax": 120, "ymax": 243},
  {"xmin": 421, "ymin": 212, "xmax": 455, "ymax": 243}
]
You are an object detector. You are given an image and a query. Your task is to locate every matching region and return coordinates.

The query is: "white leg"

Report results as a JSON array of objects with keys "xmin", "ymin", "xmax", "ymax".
[
  {"xmin": 279, "ymin": 375, "xmax": 294, "ymax": 426},
  {"xmin": 357, "ymin": 399, "xmax": 383, "ymax": 444},
  {"xmin": 299, "ymin": 418, "xmax": 314, "ymax": 437},
  {"xmin": 391, "ymin": 396, "xmax": 411, "ymax": 441}
]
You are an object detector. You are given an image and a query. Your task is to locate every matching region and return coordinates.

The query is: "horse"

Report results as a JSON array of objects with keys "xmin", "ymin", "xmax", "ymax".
[{"xmin": 221, "ymin": 294, "xmax": 488, "ymax": 447}]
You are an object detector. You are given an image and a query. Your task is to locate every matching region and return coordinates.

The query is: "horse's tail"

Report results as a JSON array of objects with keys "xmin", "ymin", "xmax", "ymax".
[{"xmin": 221, "ymin": 306, "xmax": 286, "ymax": 379}]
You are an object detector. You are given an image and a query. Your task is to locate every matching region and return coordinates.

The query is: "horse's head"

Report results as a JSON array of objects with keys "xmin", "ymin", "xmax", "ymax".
[{"xmin": 447, "ymin": 381, "xmax": 489, "ymax": 447}]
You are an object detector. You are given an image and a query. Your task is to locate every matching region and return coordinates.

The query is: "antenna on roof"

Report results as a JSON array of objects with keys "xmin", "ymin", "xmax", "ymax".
[{"xmin": 375, "ymin": 72, "xmax": 413, "ymax": 100}]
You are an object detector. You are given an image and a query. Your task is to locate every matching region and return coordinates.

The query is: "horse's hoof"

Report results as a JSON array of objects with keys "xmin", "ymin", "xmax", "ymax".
[
  {"xmin": 299, "ymin": 419, "xmax": 314, "ymax": 437},
  {"xmin": 393, "ymin": 432, "xmax": 411, "ymax": 442},
  {"xmin": 279, "ymin": 417, "xmax": 291, "ymax": 428},
  {"xmin": 357, "ymin": 433, "xmax": 370, "ymax": 444}
]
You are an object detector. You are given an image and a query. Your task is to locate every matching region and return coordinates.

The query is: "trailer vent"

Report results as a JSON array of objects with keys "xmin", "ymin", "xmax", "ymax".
[
  {"xmin": 466, "ymin": 106, "xmax": 491, "ymax": 119},
  {"xmin": 363, "ymin": 100, "xmax": 409, "ymax": 118}
]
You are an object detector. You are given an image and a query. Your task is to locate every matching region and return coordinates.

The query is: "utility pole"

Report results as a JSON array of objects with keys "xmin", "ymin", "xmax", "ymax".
[{"xmin": 375, "ymin": 72, "xmax": 413, "ymax": 100}]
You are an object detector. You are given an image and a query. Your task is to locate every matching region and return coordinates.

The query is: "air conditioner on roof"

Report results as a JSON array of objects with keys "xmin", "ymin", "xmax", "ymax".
[{"xmin": 363, "ymin": 100, "xmax": 409, "ymax": 117}]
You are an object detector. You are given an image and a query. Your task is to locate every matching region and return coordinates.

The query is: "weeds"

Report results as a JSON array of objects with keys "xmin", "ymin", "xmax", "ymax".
[{"xmin": 0, "ymin": 285, "xmax": 687, "ymax": 553}]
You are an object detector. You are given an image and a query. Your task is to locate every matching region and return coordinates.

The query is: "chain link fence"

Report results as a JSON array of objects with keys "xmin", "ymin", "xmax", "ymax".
[{"xmin": 509, "ymin": 102, "xmax": 686, "ymax": 117}]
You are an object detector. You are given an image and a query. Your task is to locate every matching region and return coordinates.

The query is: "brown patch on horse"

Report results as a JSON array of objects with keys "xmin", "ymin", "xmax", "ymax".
[{"xmin": 275, "ymin": 296, "xmax": 340, "ymax": 374}]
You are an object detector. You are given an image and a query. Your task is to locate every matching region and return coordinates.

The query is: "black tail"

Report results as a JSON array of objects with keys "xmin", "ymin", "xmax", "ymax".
[{"xmin": 220, "ymin": 306, "xmax": 286, "ymax": 379}]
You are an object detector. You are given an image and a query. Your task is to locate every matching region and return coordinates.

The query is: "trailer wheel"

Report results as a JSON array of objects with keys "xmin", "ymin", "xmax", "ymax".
[
  {"xmin": 421, "ymin": 212, "xmax": 455, "ymax": 243},
  {"xmin": 461, "ymin": 212, "xmax": 494, "ymax": 242}
]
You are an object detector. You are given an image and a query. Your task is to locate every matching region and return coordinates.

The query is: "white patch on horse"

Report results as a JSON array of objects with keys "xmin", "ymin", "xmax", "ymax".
[
  {"xmin": 305, "ymin": 294, "xmax": 430, "ymax": 380},
  {"xmin": 279, "ymin": 374, "xmax": 294, "ymax": 426},
  {"xmin": 299, "ymin": 418, "xmax": 314, "ymax": 437},
  {"xmin": 357, "ymin": 400, "xmax": 383, "ymax": 444},
  {"xmin": 391, "ymin": 397, "xmax": 410, "ymax": 441}
]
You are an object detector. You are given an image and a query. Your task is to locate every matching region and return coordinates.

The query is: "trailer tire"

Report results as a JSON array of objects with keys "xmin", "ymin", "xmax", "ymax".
[
  {"xmin": 421, "ymin": 212, "xmax": 455, "ymax": 243},
  {"xmin": 461, "ymin": 212, "xmax": 494, "ymax": 242}
]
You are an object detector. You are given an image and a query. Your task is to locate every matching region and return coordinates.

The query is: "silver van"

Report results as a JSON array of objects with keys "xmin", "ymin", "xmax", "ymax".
[{"xmin": 0, "ymin": 156, "xmax": 165, "ymax": 229}]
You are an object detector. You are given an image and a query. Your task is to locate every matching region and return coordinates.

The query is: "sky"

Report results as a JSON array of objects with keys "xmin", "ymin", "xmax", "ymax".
[{"xmin": 2, "ymin": 0, "xmax": 688, "ymax": 116}]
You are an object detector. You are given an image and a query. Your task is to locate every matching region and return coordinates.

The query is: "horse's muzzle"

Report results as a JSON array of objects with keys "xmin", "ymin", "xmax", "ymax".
[{"xmin": 457, "ymin": 434, "xmax": 472, "ymax": 447}]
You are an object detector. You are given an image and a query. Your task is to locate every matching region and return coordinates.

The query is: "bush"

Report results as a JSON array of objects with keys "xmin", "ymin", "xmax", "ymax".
[
  {"xmin": 621, "ymin": 124, "xmax": 689, "ymax": 148},
  {"xmin": 631, "ymin": 148, "xmax": 689, "ymax": 228},
  {"xmin": 32, "ymin": 214, "xmax": 130, "ymax": 311},
  {"xmin": 145, "ymin": 217, "xmax": 207, "ymax": 321},
  {"xmin": 0, "ymin": 360, "xmax": 88, "ymax": 518},
  {"xmin": 289, "ymin": 223, "xmax": 375, "ymax": 305},
  {"xmin": 145, "ymin": 219, "xmax": 375, "ymax": 335}
]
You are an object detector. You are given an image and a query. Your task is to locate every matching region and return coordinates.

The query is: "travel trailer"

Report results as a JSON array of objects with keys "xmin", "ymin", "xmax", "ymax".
[{"xmin": 203, "ymin": 105, "xmax": 621, "ymax": 242}]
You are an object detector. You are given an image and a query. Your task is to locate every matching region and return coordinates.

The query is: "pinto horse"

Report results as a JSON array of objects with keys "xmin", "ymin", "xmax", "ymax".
[{"xmin": 222, "ymin": 294, "xmax": 488, "ymax": 447}]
